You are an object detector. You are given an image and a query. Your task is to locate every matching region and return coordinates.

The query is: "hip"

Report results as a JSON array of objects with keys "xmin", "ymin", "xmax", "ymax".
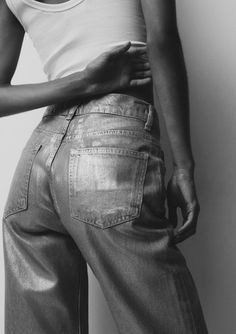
[{"xmin": 2, "ymin": 93, "xmax": 168, "ymax": 230}]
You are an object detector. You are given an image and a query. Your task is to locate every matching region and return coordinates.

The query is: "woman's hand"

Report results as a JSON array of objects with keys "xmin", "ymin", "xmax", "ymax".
[
  {"xmin": 0, "ymin": 39, "xmax": 151, "ymax": 116},
  {"xmin": 167, "ymin": 169, "xmax": 200, "ymax": 244},
  {"xmin": 82, "ymin": 41, "xmax": 152, "ymax": 95}
]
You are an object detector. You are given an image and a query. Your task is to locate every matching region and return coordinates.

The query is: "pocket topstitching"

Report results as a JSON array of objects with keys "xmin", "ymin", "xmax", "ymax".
[{"xmin": 69, "ymin": 147, "xmax": 148, "ymax": 229}]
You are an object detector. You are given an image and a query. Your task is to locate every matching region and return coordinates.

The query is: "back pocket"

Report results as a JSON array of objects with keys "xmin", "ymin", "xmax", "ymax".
[
  {"xmin": 69, "ymin": 147, "xmax": 148, "ymax": 229},
  {"xmin": 3, "ymin": 143, "xmax": 42, "ymax": 220}
]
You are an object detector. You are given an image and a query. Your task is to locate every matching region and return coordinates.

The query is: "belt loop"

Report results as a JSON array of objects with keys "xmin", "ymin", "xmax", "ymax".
[
  {"xmin": 144, "ymin": 105, "xmax": 154, "ymax": 131},
  {"xmin": 45, "ymin": 104, "xmax": 55, "ymax": 116}
]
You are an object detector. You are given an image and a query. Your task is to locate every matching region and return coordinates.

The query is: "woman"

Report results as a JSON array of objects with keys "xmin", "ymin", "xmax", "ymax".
[{"xmin": 1, "ymin": 0, "xmax": 208, "ymax": 333}]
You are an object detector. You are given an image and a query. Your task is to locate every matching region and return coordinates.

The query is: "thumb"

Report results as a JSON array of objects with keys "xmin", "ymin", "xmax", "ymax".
[{"xmin": 108, "ymin": 41, "xmax": 131, "ymax": 59}]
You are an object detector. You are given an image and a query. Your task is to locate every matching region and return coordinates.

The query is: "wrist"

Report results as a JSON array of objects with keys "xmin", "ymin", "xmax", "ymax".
[
  {"xmin": 79, "ymin": 69, "xmax": 98, "ymax": 97},
  {"xmin": 172, "ymin": 152, "xmax": 195, "ymax": 172},
  {"xmin": 173, "ymin": 164, "xmax": 195, "ymax": 177},
  {"xmin": 58, "ymin": 70, "xmax": 96, "ymax": 100},
  {"xmin": 173, "ymin": 158, "xmax": 195, "ymax": 175}
]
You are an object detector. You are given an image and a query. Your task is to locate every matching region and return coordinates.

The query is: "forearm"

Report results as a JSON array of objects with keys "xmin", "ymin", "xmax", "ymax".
[
  {"xmin": 0, "ymin": 71, "xmax": 91, "ymax": 117},
  {"xmin": 148, "ymin": 35, "xmax": 195, "ymax": 172}
]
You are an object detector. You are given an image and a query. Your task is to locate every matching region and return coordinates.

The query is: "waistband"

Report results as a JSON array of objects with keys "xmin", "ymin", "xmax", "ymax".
[{"xmin": 43, "ymin": 93, "xmax": 157, "ymax": 129}]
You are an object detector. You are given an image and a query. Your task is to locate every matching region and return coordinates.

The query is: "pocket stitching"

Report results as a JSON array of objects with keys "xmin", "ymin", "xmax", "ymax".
[{"xmin": 69, "ymin": 147, "xmax": 148, "ymax": 228}]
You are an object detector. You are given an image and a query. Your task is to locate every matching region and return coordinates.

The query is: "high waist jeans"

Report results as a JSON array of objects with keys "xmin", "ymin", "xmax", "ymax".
[{"xmin": 2, "ymin": 93, "xmax": 208, "ymax": 334}]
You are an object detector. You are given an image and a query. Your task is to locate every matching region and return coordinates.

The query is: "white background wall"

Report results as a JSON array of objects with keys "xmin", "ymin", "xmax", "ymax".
[{"xmin": 0, "ymin": 1, "xmax": 236, "ymax": 333}]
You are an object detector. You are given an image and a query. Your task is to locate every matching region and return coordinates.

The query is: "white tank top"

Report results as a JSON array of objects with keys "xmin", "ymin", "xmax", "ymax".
[{"xmin": 5, "ymin": 0, "xmax": 147, "ymax": 80}]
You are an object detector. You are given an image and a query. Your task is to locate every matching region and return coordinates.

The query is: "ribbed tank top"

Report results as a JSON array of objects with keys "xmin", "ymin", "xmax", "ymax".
[{"xmin": 5, "ymin": 0, "xmax": 147, "ymax": 80}]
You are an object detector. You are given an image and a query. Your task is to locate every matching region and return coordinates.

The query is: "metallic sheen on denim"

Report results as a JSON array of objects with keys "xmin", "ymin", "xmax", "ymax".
[{"xmin": 2, "ymin": 93, "xmax": 208, "ymax": 334}]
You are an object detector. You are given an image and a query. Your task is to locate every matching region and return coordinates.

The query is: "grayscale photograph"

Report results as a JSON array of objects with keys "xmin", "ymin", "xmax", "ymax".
[{"xmin": 0, "ymin": 0, "xmax": 235, "ymax": 333}]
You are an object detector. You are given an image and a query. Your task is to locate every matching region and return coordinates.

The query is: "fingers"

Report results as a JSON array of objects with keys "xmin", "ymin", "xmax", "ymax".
[
  {"xmin": 130, "ymin": 56, "xmax": 152, "ymax": 84},
  {"xmin": 129, "ymin": 77, "xmax": 152, "ymax": 87},
  {"xmin": 104, "ymin": 42, "xmax": 149, "ymax": 63},
  {"xmin": 174, "ymin": 227, "xmax": 196, "ymax": 244},
  {"xmin": 130, "ymin": 53, "xmax": 149, "ymax": 64},
  {"xmin": 129, "ymin": 68, "xmax": 152, "ymax": 87},
  {"xmin": 133, "ymin": 62, "xmax": 150, "ymax": 71},
  {"xmin": 131, "ymin": 70, "xmax": 152, "ymax": 79},
  {"xmin": 107, "ymin": 41, "xmax": 131, "ymax": 59},
  {"xmin": 173, "ymin": 202, "xmax": 200, "ymax": 244},
  {"xmin": 127, "ymin": 44, "xmax": 148, "ymax": 57},
  {"xmin": 128, "ymin": 45, "xmax": 149, "ymax": 63},
  {"xmin": 131, "ymin": 58, "xmax": 151, "ymax": 80}
]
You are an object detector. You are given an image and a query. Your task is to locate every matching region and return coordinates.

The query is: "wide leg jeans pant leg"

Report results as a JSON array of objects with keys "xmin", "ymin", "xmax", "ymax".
[{"xmin": 2, "ymin": 93, "xmax": 208, "ymax": 334}]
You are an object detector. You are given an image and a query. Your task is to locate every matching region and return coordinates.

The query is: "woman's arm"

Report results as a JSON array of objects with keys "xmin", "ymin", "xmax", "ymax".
[
  {"xmin": 0, "ymin": 0, "xmax": 151, "ymax": 116},
  {"xmin": 140, "ymin": 0, "xmax": 200, "ymax": 243}
]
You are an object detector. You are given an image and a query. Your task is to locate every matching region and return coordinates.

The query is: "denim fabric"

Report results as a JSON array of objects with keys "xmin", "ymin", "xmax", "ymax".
[{"xmin": 2, "ymin": 93, "xmax": 208, "ymax": 334}]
